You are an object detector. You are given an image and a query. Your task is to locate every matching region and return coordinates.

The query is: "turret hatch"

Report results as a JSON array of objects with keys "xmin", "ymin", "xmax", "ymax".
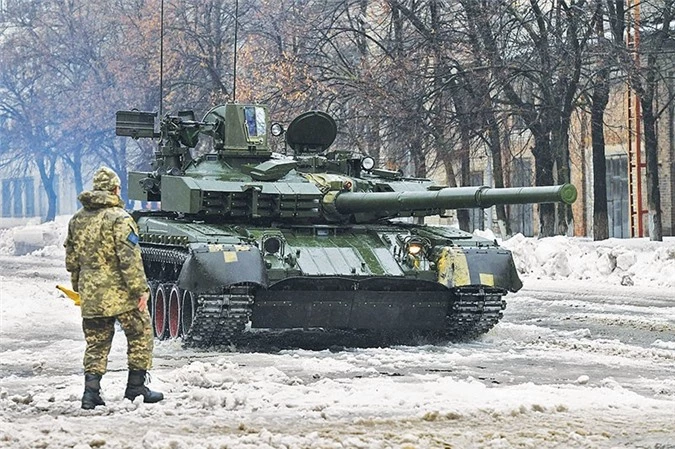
[{"xmin": 285, "ymin": 111, "xmax": 337, "ymax": 154}]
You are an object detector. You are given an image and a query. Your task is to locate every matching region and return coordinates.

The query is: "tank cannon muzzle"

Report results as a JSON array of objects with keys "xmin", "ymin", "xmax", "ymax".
[
  {"xmin": 333, "ymin": 183, "xmax": 577, "ymax": 216},
  {"xmin": 473, "ymin": 183, "xmax": 577, "ymax": 207}
]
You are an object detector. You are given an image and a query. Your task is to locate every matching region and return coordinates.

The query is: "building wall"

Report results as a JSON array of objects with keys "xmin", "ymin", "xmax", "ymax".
[
  {"xmin": 0, "ymin": 166, "xmax": 79, "ymax": 228},
  {"xmin": 569, "ymin": 91, "xmax": 634, "ymax": 239},
  {"xmin": 570, "ymin": 80, "xmax": 675, "ymax": 238},
  {"xmin": 426, "ymin": 75, "xmax": 674, "ymax": 239},
  {"xmin": 657, "ymin": 77, "xmax": 675, "ymax": 236}
]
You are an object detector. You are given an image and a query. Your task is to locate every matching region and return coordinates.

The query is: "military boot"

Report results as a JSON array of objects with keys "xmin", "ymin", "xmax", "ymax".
[
  {"xmin": 81, "ymin": 373, "xmax": 105, "ymax": 410},
  {"xmin": 124, "ymin": 370, "xmax": 164, "ymax": 403}
]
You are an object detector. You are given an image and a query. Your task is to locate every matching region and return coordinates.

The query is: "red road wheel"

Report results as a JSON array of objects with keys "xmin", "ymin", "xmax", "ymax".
[
  {"xmin": 181, "ymin": 290, "xmax": 196, "ymax": 336},
  {"xmin": 168, "ymin": 284, "xmax": 182, "ymax": 339},
  {"xmin": 153, "ymin": 284, "xmax": 168, "ymax": 340}
]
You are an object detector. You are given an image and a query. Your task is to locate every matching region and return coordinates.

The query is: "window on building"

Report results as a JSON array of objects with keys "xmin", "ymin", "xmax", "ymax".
[
  {"xmin": 606, "ymin": 155, "xmax": 629, "ymax": 238},
  {"xmin": 12, "ymin": 180, "xmax": 23, "ymax": 216},
  {"xmin": 24, "ymin": 178, "xmax": 34, "ymax": 217},
  {"xmin": 1, "ymin": 177, "xmax": 36, "ymax": 218},
  {"xmin": 2, "ymin": 179, "xmax": 11, "ymax": 217}
]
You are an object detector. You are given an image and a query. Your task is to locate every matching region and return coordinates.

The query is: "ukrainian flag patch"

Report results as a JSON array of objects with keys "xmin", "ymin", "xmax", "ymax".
[{"xmin": 127, "ymin": 231, "xmax": 139, "ymax": 245}]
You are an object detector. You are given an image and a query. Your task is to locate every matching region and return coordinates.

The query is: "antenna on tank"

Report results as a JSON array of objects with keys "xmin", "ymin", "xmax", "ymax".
[
  {"xmin": 232, "ymin": 0, "xmax": 239, "ymax": 102},
  {"xmin": 159, "ymin": 0, "xmax": 165, "ymax": 118}
]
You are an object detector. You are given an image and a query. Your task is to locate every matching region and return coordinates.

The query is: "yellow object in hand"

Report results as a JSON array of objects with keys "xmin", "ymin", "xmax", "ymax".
[{"xmin": 56, "ymin": 284, "xmax": 81, "ymax": 306}]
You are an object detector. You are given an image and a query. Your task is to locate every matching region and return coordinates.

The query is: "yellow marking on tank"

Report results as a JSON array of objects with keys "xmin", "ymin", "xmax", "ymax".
[
  {"xmin": 436, "ymin": 247, "xmax": 449, "ymax": 286},
  {"xmin": 223, "ymin": 251, "xmax": 238, "ymax": 263},
  {"xmin": 234, "ymin": 244, "xmax": 251, "ymax": 252},
  {"xmin": 436, "ymin": 247, "xmax": 471, "ymax": 287},
  {"xmin": 208, "ymin": 244, "xmax": 223, "ymax": 252},
  {"xmin": 479, "ymin": 273, "xmax": 495, "ymax": 286},
  {"xmin": 452, "ymin": 249, "xmax": 471, "ymax": 286}
]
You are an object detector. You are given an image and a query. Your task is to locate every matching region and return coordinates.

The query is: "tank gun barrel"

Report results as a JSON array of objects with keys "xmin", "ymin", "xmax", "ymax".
[{"xmin": 333, "ymin": 184, "xmax": 577, "ymax": 215}]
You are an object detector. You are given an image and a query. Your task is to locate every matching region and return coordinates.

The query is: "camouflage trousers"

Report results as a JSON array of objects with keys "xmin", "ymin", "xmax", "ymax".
[{"xmin": 82, "ymin": 308, "xmax": 154, "ymax": 375}]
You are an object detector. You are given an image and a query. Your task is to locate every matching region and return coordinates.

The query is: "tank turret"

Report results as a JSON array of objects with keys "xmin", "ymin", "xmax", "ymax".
[
  {"xmin": 117, "ymin": 105, "xmax": 576, "ymax": 225},
  {"xmin": 115, "ymin": 103, "xmax": 577, "ymax": 349}
]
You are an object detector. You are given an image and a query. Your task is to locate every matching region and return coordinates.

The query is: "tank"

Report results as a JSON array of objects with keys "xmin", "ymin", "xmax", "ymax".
[{"xmin": 115, "ymin": 104, "xmax": 577, "ymax": 348}]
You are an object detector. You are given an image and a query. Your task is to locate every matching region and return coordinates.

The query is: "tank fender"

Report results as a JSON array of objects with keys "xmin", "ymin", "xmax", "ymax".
[
  {"xmin": 177, "ymin": 243, "xmax": 269, "ymax": 293},
  {"xmin": 435, "ymin": 246, "xmax": 523, "ymax": 292}
]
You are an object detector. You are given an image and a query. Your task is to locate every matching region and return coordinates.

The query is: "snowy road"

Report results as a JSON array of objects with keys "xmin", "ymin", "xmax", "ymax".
[{"xmin": 1, "ymin": 246, "xmax": 675, "ymax": 448}]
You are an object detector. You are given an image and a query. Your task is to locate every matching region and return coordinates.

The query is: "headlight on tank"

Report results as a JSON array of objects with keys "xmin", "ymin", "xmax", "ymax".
[
  {"xmin": 404, "ymin": 236, "xmax": 429, "ymax": 257},
  {"xmin": 270, "ymin": 123, "xmax": 284, "ymax": 137},
  {"xmin": 407, "ymin": 241, "xmax": 424, "ymax": 256},
  {"xmin": 361, "ymin": 156, "xmax": 375, "ymax": 171},
  {"xmin": 262, "ymin": 235, "xmax": 284, "ymax": 255},
  {"xmin": 402, "ymin": 236, "xmax": 430, "ymax": 269}
]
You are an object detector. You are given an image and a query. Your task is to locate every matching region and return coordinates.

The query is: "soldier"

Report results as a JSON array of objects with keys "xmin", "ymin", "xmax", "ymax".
[{"xmin": 65, "ymin": 166, "xmax": 163, "ymax": 410}]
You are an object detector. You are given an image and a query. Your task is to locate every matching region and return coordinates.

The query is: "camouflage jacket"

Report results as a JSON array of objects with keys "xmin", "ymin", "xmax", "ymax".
[{"xmin": 65, "ymin": 191, "xmax": 148, "ymax": 318}]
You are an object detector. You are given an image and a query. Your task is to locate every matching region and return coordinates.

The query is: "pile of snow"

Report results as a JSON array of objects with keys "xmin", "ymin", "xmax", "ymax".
[
  {"xmin": 501, "ymin": 233, "xmax": 675, "ymax": 288},
  {"xmin": 0, "ymin": 216, "xmax": 69, "ymax": 257}
]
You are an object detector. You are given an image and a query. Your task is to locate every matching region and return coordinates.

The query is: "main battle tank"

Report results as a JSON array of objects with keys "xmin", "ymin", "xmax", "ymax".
[{"xmin": 116, "ymin": 103, "xmax": 577, "ymax": 348}]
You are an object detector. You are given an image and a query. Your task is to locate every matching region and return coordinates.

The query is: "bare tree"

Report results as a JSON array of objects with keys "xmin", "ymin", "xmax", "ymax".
[
  {"xmin": 0, "ymin": 2, "xmax": 66, "ymax": 220},
  {"xmin": 584, "ymin": 0, "xmax": 622, "ymax": 241},
  {"xmin": 462, "ymin": 0, "xmax": 594, "ymax": 236}
]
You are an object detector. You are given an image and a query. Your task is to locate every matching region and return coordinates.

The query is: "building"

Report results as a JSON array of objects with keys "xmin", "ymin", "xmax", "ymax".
[{"xmin": 0, "ymin": 165, "xmax": 79, "ymax": 228}]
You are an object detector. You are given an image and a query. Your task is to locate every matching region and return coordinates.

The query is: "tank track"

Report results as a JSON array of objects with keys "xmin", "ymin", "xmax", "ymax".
[
  {"xmin": 182, "ymin": 286, "xmax": 253, "ymax": 349},
  {"xmin": 141, "ymin": 245, "xmax": 254, "ymax": 349},
  {"xmin": 444, "ymin": 287, "xmax": 507, "ymax": 340},
  {"xmin": 141, "ymin": 245, "xmax": 505, "ymax": 348}
]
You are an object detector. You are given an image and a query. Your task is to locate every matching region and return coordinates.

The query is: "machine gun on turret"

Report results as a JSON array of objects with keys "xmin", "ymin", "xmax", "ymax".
[{"xmin": 116, "ymin": 104, "xmax": 275, "ymax": 201}]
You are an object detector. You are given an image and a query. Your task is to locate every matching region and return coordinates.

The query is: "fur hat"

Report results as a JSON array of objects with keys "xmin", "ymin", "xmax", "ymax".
[{"xmin": 92, "ymin": 166, "xmax": 121, "ymax": 191}]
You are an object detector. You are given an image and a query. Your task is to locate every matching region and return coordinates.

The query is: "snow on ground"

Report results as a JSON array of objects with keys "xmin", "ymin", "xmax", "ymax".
[{"xmin": 1, "ymin": 219, "xmax": 674, "ymax": 448}]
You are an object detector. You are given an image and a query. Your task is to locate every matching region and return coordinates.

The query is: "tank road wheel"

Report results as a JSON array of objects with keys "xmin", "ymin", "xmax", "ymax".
[
  {"xmin": 153, "ymin": 284, "xmax": 169, "ymax": 340},
  {"xmin": 168, "ymin": 284, "xmax": 182, "ymax": 339},
  {"xmin": 181, "ymin": 290, "xmax": 196, "ymax": 337}
]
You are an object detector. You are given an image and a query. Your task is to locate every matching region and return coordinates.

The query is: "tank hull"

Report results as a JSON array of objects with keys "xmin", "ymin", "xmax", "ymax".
[{"xmin": 136, "ymin": 215, "xmax": 518, "ymax": 347}]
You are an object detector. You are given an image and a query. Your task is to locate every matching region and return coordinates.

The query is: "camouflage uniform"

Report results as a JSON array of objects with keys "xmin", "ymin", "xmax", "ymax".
[{"xmin": 65, "ymin": 167, "xmax": 153, "ymax": 375}]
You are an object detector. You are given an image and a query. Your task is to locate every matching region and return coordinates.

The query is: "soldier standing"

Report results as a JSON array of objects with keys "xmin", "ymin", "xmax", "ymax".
[{"xmin": 65, "ymin": 166, "xmax": 164, "ymax": 409}]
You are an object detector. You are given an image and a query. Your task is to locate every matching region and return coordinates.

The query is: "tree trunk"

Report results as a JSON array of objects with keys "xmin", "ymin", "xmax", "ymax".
[
  {"xmin": 552, "ymin": 126, "xmax": 569, "ymax": 235},
  {"xmin": 641, "ymin": 93, "xmax": 663, "ymax": 241},
  {"xmin": 62, "ymin": 146, "xmax": 84, "ymax": 195},
  {"xmin": 35, "ymin": 154, "xmax": 58, "ymax": 222},
  {"xmin": 114, "ymin": 139, "xmax": 129, "ymax": 207},
  {"xmin": 74, "ymin": 161, "xmax": 84, "ymax": 196},
  {"xmin": 554, "ymin": 113, "xmax": 575, "ymax": 235},
  {"xmin": 532, "ymin": 137, "xmax": 556, "ymax": 237},
  {"xmin": 368, "ymin": 114, "xmax": 381, "ymax": 167},
  {"xmin": 442, "ymin": 153, "xmax": 458, "ymax": 188},
  {"xmin": 487, "ymin": 108, "xmax": 511, "ymax": 237},
  {"xmin": 457, "ymin": 125, "xmax": 471, "ymax": 232},
  {"xmin": 591, "ymin": 67, "xmax": 610, "ymax": 241}
]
